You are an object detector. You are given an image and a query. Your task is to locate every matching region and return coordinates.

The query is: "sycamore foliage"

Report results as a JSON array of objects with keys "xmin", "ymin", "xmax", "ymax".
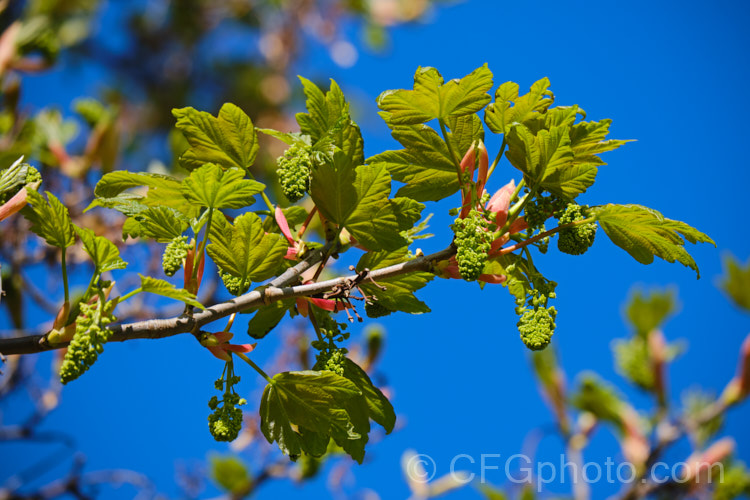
[{"xmin": 0, "ymin": 65, "xmax": 715, "ymax": 464}]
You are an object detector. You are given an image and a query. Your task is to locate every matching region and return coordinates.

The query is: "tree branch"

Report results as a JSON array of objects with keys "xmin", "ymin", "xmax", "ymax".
[{"xmin": 0, "ymin": 245, "xmax": 455, "ymax": 355}]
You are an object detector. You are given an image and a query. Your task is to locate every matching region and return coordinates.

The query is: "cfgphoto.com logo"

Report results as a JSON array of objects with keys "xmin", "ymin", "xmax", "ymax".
[{"xmin": 403, "ymin": 452, "xmax": 725, "ymax": 492}]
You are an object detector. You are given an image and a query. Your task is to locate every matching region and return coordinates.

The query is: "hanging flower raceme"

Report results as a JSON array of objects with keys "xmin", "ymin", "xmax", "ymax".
[{"xmin": 203, "ymin": 331, "xmax": 256, "ymax": 361}]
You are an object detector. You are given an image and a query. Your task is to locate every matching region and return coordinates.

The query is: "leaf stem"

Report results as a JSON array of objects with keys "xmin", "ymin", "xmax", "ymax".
[
  {"xmin": 60, "ymin": 248, "xmax": 69, "ymax": 303},
  {"xmin": 191, "ymin": 208, "xmax": 214, "ymax": 290},
  {"xmin": 236, "ymin": 351, "xmax": 273, "ymax": 384},
  {"xmin": 486, "ymin": 137, "xmax": 507, "ymax": 179},
  {"xmin": 119, "ymin": 287, "xmax": 143, "ymax": 302},
  {"xmin": 261, "ymin": 191, "xmax": 276, "ymax": 214},
  {"xmin": 298, "ymin": 206, "xmax": 318, "ymax": 239}
]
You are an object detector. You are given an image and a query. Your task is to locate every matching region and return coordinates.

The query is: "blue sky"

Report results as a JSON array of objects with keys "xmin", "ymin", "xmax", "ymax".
[{"xmin": 3, "ymin": 0, "xmax": 750, "ymax": 498}]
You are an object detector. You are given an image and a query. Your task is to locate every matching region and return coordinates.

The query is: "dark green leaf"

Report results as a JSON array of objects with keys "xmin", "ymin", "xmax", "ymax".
[
  {"xmin": 246, "ymin": 299, "xmax": 295, "ymax": 340},
  {"xmin": 173, "ymin": 103, "xmax": 259, "ymax": 173},
  {"xmin": 593, "ymin": 204, "xmax": 715, "ymax": 278},
  {"xmin": 259, "ymin": 371, "xmax": 366, "ymax": 461},
  {"xmin": 343, "ymin": 358, "xmax": 395, "ymax": 433},
  {"xmin": 357, "ymin": 248, "xmax": 433, "ymax": 313}
]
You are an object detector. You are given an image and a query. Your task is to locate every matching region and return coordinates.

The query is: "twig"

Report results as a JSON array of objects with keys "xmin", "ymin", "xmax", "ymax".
[{"xmin": 0, "ymin": 245, "xmax": 456, "ymax": 355}]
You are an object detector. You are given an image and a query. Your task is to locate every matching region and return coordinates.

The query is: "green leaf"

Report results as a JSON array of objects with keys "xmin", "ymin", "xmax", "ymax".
[
  {"xmin": 138, "ymin": 274, "xmax": 203, "ymax": 309},
  {"xmin": 377, "ymin": 65, "xmax": 493, "ymax": 125},
  {"xmin": 569, "ymin": 119, "xmax": 631, "ymax": 166},
  {"xmin": 625, "ymin": 288, "xmax": 678, "ymax": 336},
  {"xmin": 505, "ymin": 124, "xmax": 575, "ymax": 194},
  {"xmin": 259, "ymin": 370, "xmax": 366, "ymax": 461},
  {"xmin": 445, "ymin": 113, "xmax": 485, "ymax": 159},
  {"xmin": 719, "ymin": 254, "xmax": 750, "ymax": 312},
  {"xmin": 484, "ymin": 78, "xmax": 555, "ymax": 135},
  {"xmin": 181, "ymin": 163, "xmax": 264, "ymax": 210},
  {"xmin": 93, "ymin": 171, "xmax": 197, "ymax": 217},
  {"xmin": 367, "ymin": 123, "xmax": 459, "ymax": 202},
  {"xmin": 612, "ymin": 336, "xmax": 655, "ymax": 390},
  {"xmin": 256, "ymin": 128, "xmax": 311, "ymax": 147},
  {"xmin": 173, "ymin": 103, "xmax": 259, "ymax": 173},
  {"xmin": 357, "ymin": 248, "xmax": 433, "ymax": 313},
  {"xmin": 246, "ymin": 299, "xmax": 295, "ymax": 340},
  {"xmin": 207, "ymin": 212, "xmax": 288, "ymax": 283},
  {"xmin": 73, "ymin": 226, "xmax": 127, "ymax": 273},
  {"xmin": 295, "ymin": 78, "xmax": 364, "ymax": 165},
  {"xmin": 593, "ymin": 204, "xmax": 715, "ymax": 278},
  {"xmin": 94, "ymin": 171, "xmax": 181, "ymax": 198},
  {"xmin": 311, "ymin": 153, "xmax": 415, "ymax": 251},
  {"xmin": 570, "ymin": 373, "xmax": 628, "ymax": 432},
  {"xmin": 209, "ymin": 454, "xmax": 252, "ymax": 495},
  {"xmin": 135, "ymin": 206, "xmax": 190, "ymax": 243},
  {"xmin": 22, "ymin": 190, "xmax": 75, "ymax": 249},
  {"xmin": 343, "ymin": 358, "xmax": 395, "ymax": 433}
]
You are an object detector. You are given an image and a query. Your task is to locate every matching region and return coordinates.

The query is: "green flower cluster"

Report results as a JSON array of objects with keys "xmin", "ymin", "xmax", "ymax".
[
  {"xmin": 315, "ymin": 348, "xmax": 347, "ymax": 376},
  {"xmin": 162, "ymin": 235, "xmax": 189, "ymax": 277},
  {"xmin": 364, "ymin": 300, "xmax": 391, "ymax": 318},
  {"xmin": 524, "ymin": 192, "xmax": 567, "ymax": 231},
  {"xmin": 515, "ymin": 277, "xmax": 557, "ymax": 351},
  {"xmin": 208, "ymin": 360, "xmax": 247, "ymax": 442},
  {"xmin": 518, "ymin": 306, "xmax": 557, "ymax": 351},
  {"xmin": 311, "ymin": 313, "xmax": 349, "ymax": 376},
  {"xmin": 277, "ymin": 143, "xmax": 313, "ymax": 202},
  {"xmin": 452, "ymin": 210, "xmax": 492, "ymax": 281},
  {"xmin": 60, "ymin": 299, "xmax": 115, "ymax": 384},
  {"xmin": 221, "ymin": 272, "xmax": 250, "ymax": 296},
  {"xmin": 556, "ymin": 203, "xmax": 596, "ymax": 255}
]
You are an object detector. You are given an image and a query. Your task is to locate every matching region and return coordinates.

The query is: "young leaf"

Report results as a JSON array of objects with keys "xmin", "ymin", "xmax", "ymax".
[
  {"xmin": 343, "ymin": 358, "xmax": 396, "ymax": 433},
  {"xmin": 570, "ymin": 373, "xmax": 628, "ymax": 432},
  {"xmin": 295, "ymin": 78, "xmax": 364, "ymax": 165},
  {"xmin": 719, "ymin": 254, "xmax": 750, "ymax": 312},
  {"xmin": 625, "ymin": 288, "xmax": 677, "ymax": 337},
  {"xmin": 357, "ymin": 248, "xmax": 433, "ymax": 314},
  {"xmin": 93, "ymin": 171, "xmax": 197, "ymax": 217},
  {"xmin": 181, "ymin": 163, "xmax": 264, "ymax": 210},
  {"xmin": 73, "ymin": 226, "xmax": 127, "ymax": 273},
  {"xmin": 484, "ymin": 78, "xmax": 554, "ymax": 135},
  {"xmin": 367, "ymin": 123, "xmax": 459, "ymax": 202},
  {"xmin": 135, "ymin": 206, "xmax": 190, "ymax": 243},
  {"xmin": 505, "ymin": 124, "xmax": 575, "ymax": 195},
  {"xmin": 593, "ymin": 204, "xmax": 715, "ymax": 278},
  {"xmin": 22, "ymin": 190, "xmax": 75, "ymax": 249},
  {"xmin": 138, "ymin": 274, "xmax": 203, "ymax": 309},
  {"xmin": 207, "ymin": 212, "xmax": 288, "ymax": 283},
  {"xmin": 377, "ymin": 65, "xmax": 493, "ymax": 125},
  {"xmin": 173, "ymin": 103, "xmax": 259, "ymax": 173},
  {"xmin": 311, "ymin": 152, "xmax": 418, "ymax": 251},
  {"xmin": 259, "ymin": 370, "xmax": 366, "ymax": 461}
]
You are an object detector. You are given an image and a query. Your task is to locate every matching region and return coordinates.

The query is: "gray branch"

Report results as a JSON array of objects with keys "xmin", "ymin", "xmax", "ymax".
[{"xmin": 0, "ymin": 245, "xmax": 455, "ymax": 356}]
